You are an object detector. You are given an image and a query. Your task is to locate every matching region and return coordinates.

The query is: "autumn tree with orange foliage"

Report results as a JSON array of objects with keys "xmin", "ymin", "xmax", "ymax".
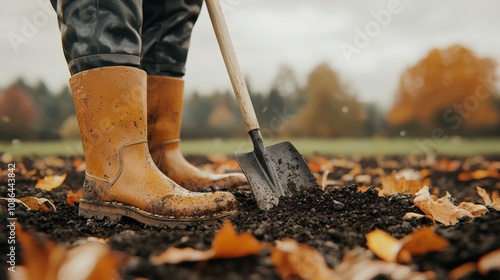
[
  {"xmin": 286, "ymin": 63, "xmax": 365, "ymax": 137},
  {"xmin": 0, "ymin": 85, "xmax": 38, "ymax": 140},
  {"xmin": 388, "ymin": 45, "xmax": 499, "ymax": 136}
]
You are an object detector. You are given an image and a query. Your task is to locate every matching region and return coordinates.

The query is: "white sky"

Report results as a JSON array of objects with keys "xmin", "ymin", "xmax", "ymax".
[{"xmin": 1, "ymin": 0, "xmax": 499, "ymax": 109}]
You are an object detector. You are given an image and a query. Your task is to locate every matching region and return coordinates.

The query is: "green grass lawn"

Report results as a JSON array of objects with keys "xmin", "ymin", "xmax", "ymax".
[{"xmin": 1, "ymin": 138, "xmax": 500, "ymax": 157}]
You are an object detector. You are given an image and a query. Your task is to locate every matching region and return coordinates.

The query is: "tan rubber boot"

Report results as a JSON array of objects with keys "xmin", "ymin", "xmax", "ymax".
[
  {"xmin": 147, "ymin": 76, "xmax": 248, "ymax": 191},
  {"xmin": 71, "ymin": 66, "xmax": 237, "ymax": 227}
]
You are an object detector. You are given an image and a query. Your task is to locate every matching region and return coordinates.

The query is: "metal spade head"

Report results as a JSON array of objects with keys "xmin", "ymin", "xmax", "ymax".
[{"xmin": 235, "ymin": 131, "xmax": 318, "ymax": 210}]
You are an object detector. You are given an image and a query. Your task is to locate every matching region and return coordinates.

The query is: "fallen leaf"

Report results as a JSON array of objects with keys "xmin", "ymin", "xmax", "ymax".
[
  {"xmin": 211, "ymin": 220, "xmax": 263, "ymax": 258},
  {"xmin": 478, "ymin": 249, "xmax": 500, "ymax": 275},
  {"xmin": 36, "ymin": 174, "xmax": 67, "ymax": 191},
  {"xmin": 365, "ymin": 229, "xmax": 404, "ymax": 263},
  {"xmin": 400, "ymin": 227, "xmax": 448, "ymax": 259},
  {"xmin": 448, "ymin": 262, "xmax": 477, "ymax": 280},
  {"xmin": 395, "ymin": 169, "xmax": 422, "ymax": 181},
  {"xmin": 348, "ymin": 164, "xmax": 362, "ymax": 176},
  {"xmin": 403, "ymin": 212, "xmax": 427, "ymax": 220},
  {"xmin": 380, "ymin": 174, "xmax": 424, "ymax": 196},
  {"xmin": 477, "ymin": 186, "xmax": 500, "ymax": 211},
  {"xmin": 66, "ymin": 188, "xmax": 83, "ymax": 206},
  {"xmin": 308, "ymin": 156, "xmax": 333, "ymax": 173},
  {"xmin": 319, "ymin": 170, "xmax": 329, "ymax": 190},
  {"xmin": 354, "ymin": 174, "xmax": 371, "ymax": 184},
  {"xmin": 335, "ymin": 247, "xmax": 436, "ymax": 280},
  {"xmin": 19, "ymin": 197, "xmax": 57, "ymax": 212},
  {"xmin": 457, "ymin": 202, "xmax": 488, "ymax": 216},
  {"xmin": 1, "ymin": 197, "xmax": 57, "ymax": 212},
  {"xmin": 271, "ymin": 238, "xmax": 339, "ymax": 280},
  {"xmin": 151, "ymin": 220, "xmax": 264, "ymax": 265},
  {"xmin": 414, "ymin": 186, "xmax": 473, "ymax": 225},
  {"xmin": 14, "ymin": 223, "xmax": 122, "ymax": 280},
  {"xmin": 366, "ymin": 227, "xmax": 448, "ymax": 263},
  {"xmin": 58, "ymin": 242, "xmax": 124, "ymax": 280},
  {"xmin": 15, "ymin": 222, "xmax": 67, "ymax": 280}
]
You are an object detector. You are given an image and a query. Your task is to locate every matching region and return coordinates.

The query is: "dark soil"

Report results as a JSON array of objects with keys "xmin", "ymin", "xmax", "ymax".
[{"xmin": 1, "ymin": 155, "xmax": 500, "ymax": 279}]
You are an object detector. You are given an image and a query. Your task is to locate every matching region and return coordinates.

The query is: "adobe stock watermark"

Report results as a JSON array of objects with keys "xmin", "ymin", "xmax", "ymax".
[
  {"xmin": 339, "ymin": 0, "xmax": 411, "ymax": 62},
  {"xmin": 406, "ymin": 75, "xmax": 495, "ymax": 165},
  {"xmin": 7, "ymin": 0, "xmax": 55, "ymax": 54}
]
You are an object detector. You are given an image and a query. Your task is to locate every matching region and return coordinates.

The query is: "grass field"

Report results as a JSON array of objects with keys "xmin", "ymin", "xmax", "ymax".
[{"xmin": 1, "ymin": 138, "xmax": 500, "ymax": 157}]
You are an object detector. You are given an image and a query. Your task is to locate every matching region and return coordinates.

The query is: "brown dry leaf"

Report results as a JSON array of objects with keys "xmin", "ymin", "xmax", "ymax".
[
  {"xmin": 36, "ymin": 173, "xmax": 67, "ymax": 191},
  {"xmin": 478, "ymin": 249, "xmax": 500, "ymax": 275},
  {"xmin": 13, "ymin": 223, "xmax": 121, "ymax": 280},
  {"xmin": 379, "ymin": 174, "xmax": 424, "ymax": 196},
  {"xmin": 403, "ymin": 212, "xmax": 427, "ymax": 221},
  {"xmin": 457, "ymin": 202, "xmax": 488, "ymax": 216},
  {"xmin": 335, "ymin": 247, "xmax": 435, "ymax": 280},
  {"xmin": 151, "ymin": 220, "xmax": 264, "ymax": 265},
  {"xmin": 348, "ymin": 164, "xmax": 362, "ymax": 176},
  {"xmin": 366, "ymin": 227, "xmax": 448, "ymax": 263},
  {"xmin": 400, "ymin": 227, "xmax": 448, "ymax": 260},
  {"xmin": 271, "ymin": 238, "xmax": 339, "ymax": 280},
  {"xmin": 15, "ymin": 197, "xmax": 57, "ymax": 212},
  {"xmin": 448, "ymin": 262, "xmax": 477, "ymax": 280},
  {"xmin": 66, "ymin": 188, "xmax": 83, "ymax": 206},
  {"xmin": 365, "ymin": 229, "xmax": 404, "ymax": 263},
  {"xmin": 211, "ymin": 220, "xmax": 263, "ymax": 258},
  {"xmin": 476, "ymin": 186, "xmax": 500, "ymax": 211},
  {"xmin": 414, "ymin": 186, "xmax": 473, "ymax": 225}
]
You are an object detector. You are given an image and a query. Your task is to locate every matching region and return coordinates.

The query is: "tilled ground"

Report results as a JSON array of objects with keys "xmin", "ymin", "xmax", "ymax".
[{"xmin": 1, "ymin": 154, "xmax": 499, "ymax": 279}]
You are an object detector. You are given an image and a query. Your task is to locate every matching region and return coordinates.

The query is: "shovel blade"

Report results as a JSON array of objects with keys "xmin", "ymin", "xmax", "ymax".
[{"xmin": 235, "ymin": 141, "xmax": 318, "ymax": 210}]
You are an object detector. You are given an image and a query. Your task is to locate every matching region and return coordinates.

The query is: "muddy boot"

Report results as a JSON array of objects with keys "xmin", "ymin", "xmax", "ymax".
[
  {"xmin": 147, "ymin": 76, "xmax": 248, "ymax": 191},
  {"xmin": 71, "ymin": 66, "xmax": 237, "ymax": 227}
]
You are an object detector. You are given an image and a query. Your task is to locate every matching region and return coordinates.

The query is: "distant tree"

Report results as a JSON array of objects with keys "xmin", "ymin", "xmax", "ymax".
[
  {"xmin": 388, "ymin": 44, "xmax": 499, "ymax": 136},
  {"xmin": 59, "ymin": 115, "xmax": 80, "ymax": 140},
  {"xmin": 286, "ymin": 63, "xmax": 365, "ymax": 138},
  {"xmin": 0, "ymin": 85, "xmax": 37, "ymax": 140}
]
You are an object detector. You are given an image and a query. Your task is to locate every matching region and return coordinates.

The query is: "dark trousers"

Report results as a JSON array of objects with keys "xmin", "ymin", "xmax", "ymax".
[{"xmin": 51, "ymin": 0, "xmax": 203, "ymax": 77}]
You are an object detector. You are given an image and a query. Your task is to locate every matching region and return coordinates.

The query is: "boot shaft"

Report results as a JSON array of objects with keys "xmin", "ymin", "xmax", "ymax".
[
  {"xmin": 147, "ymin": 76, "xmax": 185, "ymax": 151},
  {"xmin": 70, "ymin": 66, "xmax": 147, "ymax": 179}
]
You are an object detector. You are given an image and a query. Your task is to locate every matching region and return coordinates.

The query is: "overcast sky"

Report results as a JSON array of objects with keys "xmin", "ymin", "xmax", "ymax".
[{"xmin": 1, "ymin": 0, "xmax": 499, "ymax": 109}]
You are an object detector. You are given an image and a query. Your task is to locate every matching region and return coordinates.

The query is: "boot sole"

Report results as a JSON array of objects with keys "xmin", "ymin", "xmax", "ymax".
[{"xmin": 79, "ymin": 199, "xmax": 236, "ymax": 227}]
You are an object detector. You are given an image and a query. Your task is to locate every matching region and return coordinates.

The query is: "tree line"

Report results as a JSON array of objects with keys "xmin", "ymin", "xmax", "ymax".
[{"xmin": 1, "ymin": 44, "xmax": 499, "ymax": 142}]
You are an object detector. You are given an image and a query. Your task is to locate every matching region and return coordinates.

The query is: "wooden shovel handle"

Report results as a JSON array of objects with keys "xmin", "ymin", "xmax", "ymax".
[{"xmin": 205, "ymin": 0, "xmax": 260, "ymax": 132}]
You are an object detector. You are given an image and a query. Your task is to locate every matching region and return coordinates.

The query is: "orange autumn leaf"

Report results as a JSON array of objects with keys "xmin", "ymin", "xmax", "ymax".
[
  {"xmin": 14, "ymin": 223, "xmax": 121, "ymax": 280},
  {"xmin": 36, "ymin": 174, "xmax": 67, "ymax": 191},
  {"xmin": 365, "ymin": 229, "xmax": 404, "ymax": 263},
  {"xmin": 448, "ymin": 262, "xmax": 477, "ymax": 280},
  {"xmin": 414, "ymin": 187, "xmax": 473, "ymax": 225},
  {"xmin": 458, "ymin": 169, "xmax": 500, "ymax": 181},
  {"xmin": 379, "ymin": 174, "xmax": 424, "ymax": 196},
  {"xmin": 211, "ymin": 220, "xmax": 263, "ymax": 258},
  {"xmin": 366, "ymin": 227, "xmax": 448, "ymax": 263},
  {"xmin": 307, "ymin": 156, "xmax": 333, "ymax": 173},
  {"xmin": 66, "ymin": 189, "xmax": 83, "ymax": 206},
  {"xmin": 401, "ymin": 227, "xmax": 449, "ymax": 258},
  {"xmin": 271, "ymin": 239, "xmax": 339, "ymax": 280},
  {"xmin": 151, "ymin": 220, "xmax": 264, "ymax": 265}
]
